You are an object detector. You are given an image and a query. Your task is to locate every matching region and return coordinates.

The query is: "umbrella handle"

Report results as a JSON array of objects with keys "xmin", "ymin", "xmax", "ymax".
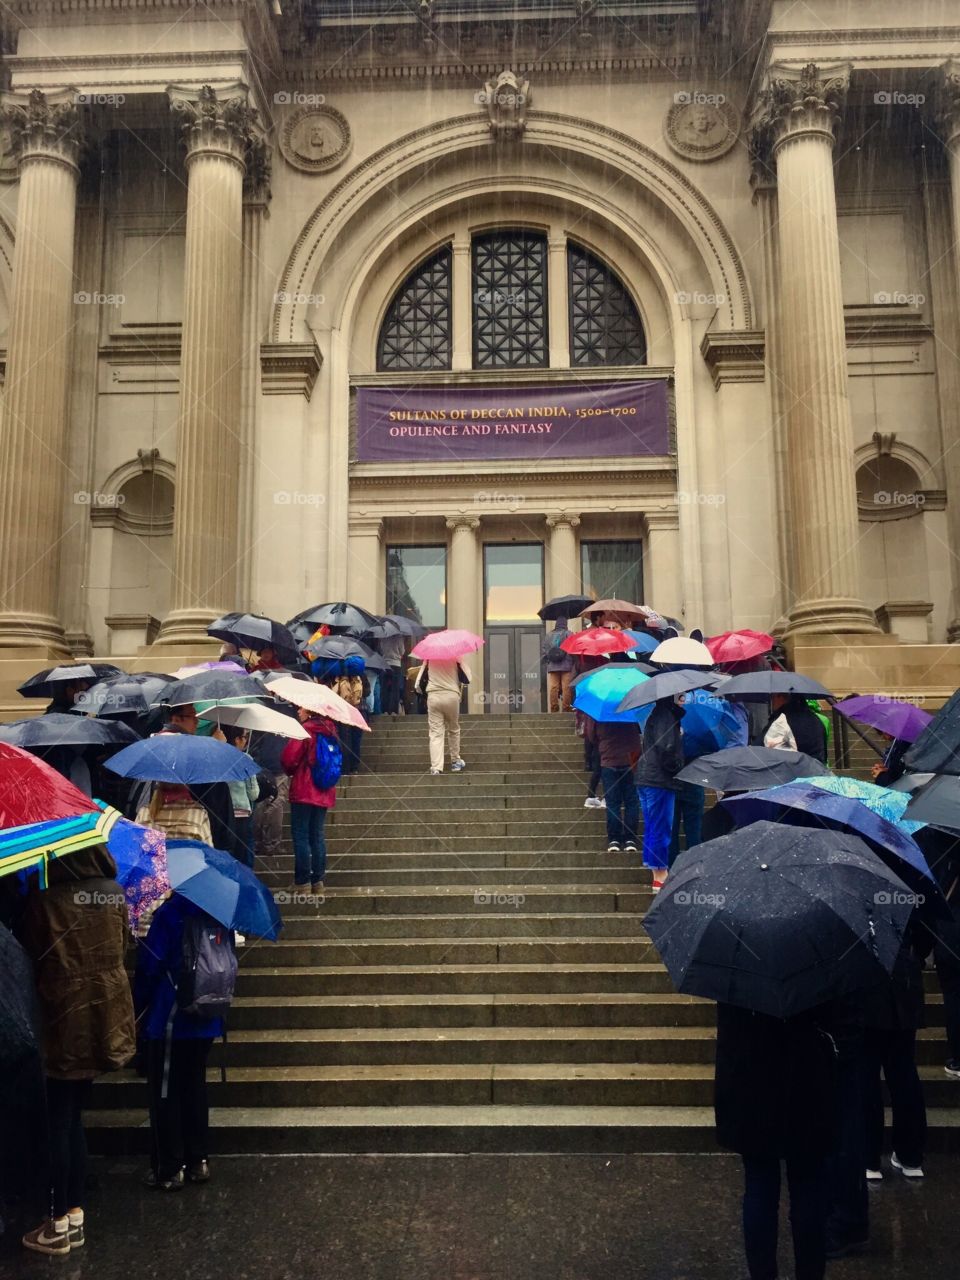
[{"xmin": 840, "ymin": 712, "xmax": 885, "ymax": 760}]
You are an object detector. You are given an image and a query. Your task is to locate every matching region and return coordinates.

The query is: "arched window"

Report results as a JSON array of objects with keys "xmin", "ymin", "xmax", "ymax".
[
  {"xmin": 567, "ymin": 241, "xmax": 646, "ymax": 366},
  {"xmin": 377, "ymin": 246, "xmax": 452, "ymax": 371},
  {"xmin": 472, "ymin": 229, "xmax": 548, "ymax": 367}
]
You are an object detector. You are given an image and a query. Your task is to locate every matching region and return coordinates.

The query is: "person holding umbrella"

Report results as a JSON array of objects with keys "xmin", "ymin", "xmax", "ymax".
[
  {"xmin": 636, "ymin": 695, "xmax": 685, "ymax": 889},
  {"xmin": 763, "ymin": 693, "xmax": 829, "ymax": 762},
  {"xmin": 410, "ymin": 630, "xmax": 483, "ymax": 775},
  {"xmin": 280, "ymin": 707, "xmax": 341, "ymax": 895},
  {"xmin": 542, "ymin": 616, "xmax": 576, "ymax": 712}
]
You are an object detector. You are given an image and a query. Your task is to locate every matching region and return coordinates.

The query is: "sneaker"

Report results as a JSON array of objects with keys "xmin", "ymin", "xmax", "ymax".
[
  {"xmin": 624, "ymin": 842, "xmax": 638, "ymax": 854},
  {"xmin": 945, "ymin": 1060, "xmax": 960, "ymax": 1079},
  {"xmin": 651, "ymin": 874, "xmax": 667, "ymax": 893},
  {"xmin": 598, "ymin": 798, "xmax": 607, "ymax": 809},
  {"xmin": 891, "ymin": 1153, "xmax": 924, "ymax": 1180},
  {"xmin": 430, "ymin": 768, "xmax": 442, "ymax": 775},
  {"xmin": 607, "ymin": 842, "xmax": 622, "ymax": 854},
  {"xmin": 235, "ymin": 932, "xmax": 246, "ymax": 946},
  {"xmin": 22, "ymin": 1219, "xmax": 70, "ymax": 1256},
  {"xmin": 866, "ymin": 1168, "xmax": 883, "ymax": 1182},
  {"xmin": 584, "ymin": 796, "xmax": 602, "ymax": 809},
  {"xmin": 187, "ymin": 1159, "xmax": 211, "ymax": 1183},
  {"xmin": 451, "ymin": 760, "xmax": 466, "ymax": 772},
  {"xmin": 311, "ymin": 881, "xmax": 324, "ymax": 896},
  {"xmin": 67, "ymin": 1216, "xmax": 84, "ymax": 1249},
  {"xmin": 147, "ymin": 1167, "xmax": 185, "ymax": 1191}
]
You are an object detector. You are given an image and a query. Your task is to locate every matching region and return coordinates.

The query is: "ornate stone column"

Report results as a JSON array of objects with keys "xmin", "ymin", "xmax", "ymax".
[
  {"xmin": 446, "ymin": 516, "xmax": 483, "ymax": 711},
  {"xmin": 545, "ymin": 512, "xmax": 581, "ymax": 601},
  {"xmin": 755, "ymin": 63, "xmax": 877, "ymax": 636},
  {"xmin": 0, "ymin": 89, "xmax": 82, "ymax": 653},
  {"xmin": 936, "ymin": 61, "xmax": 960, "ymax": 639},
  {"xmin": 157, "ymin": 84, "xmax": 255, "ymax": 645},
  {"xmin": 346, "ymin": 516, "xmax": 385, "ymax": 615}
]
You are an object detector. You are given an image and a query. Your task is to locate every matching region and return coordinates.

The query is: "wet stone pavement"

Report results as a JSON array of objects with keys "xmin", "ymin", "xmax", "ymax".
[{"xmin": 0, "ymin": 1153, "xmax": 954, "ymax": 1280}]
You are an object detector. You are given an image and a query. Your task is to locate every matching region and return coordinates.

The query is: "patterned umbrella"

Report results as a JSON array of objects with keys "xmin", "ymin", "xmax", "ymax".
[{"xmin": 799, "ymin": 774, "xmax": 925, "ymax": 834}]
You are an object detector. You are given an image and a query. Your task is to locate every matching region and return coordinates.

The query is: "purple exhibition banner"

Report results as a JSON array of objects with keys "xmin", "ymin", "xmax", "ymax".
[{"xmin": 356, "ymin": 380, "xmax": 670, "ymax": 463}]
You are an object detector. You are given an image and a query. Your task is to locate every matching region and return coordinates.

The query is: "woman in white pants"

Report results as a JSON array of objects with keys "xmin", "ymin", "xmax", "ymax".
[{"xmin": 416, "ymin": 659, "xmax": 470, "ymax": 774}]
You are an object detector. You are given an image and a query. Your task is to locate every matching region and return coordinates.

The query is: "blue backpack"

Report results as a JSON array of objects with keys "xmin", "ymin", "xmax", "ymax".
[{"xmin": 311, "ymin": 732, "xmax": 343, "ymax": 790}]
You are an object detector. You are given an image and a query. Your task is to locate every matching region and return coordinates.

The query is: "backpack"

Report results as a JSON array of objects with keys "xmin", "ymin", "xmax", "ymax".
[
  {"xmin": 311, "ymin": 732, "xmax": 343, "ymax": 790},
  {"xmin": 178, "ymin": 912, "xmax": 238, "ymax": 1019},
  {"xmin": 550, "ymin": 630, "xmax": 566, "ymax": 649}
]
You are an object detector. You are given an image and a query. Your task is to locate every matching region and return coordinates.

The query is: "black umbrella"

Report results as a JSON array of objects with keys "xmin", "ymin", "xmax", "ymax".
[
  {"xmin": 644, "ymin": 822, "xmax": 913, "ymax": 1018},
  {"xmin": 889, "ymin": 773, "xmax": 935, "ymax": 794},
  {"xmin": 304, "ymin": 635, "xmax": 373, "ymax": 663},
  {"xmin": 288, "ymin": 602, "xmax": 381, "ymax": 634},
  {"xmin": 539, "ymin": 594, "xmax": 593, "ymax": 622},
  {"xmin": 382, "ymin": 613, "xmax": 427, "ymax": 637},
  {"xmin": 0, "ymin": 714, "xmax": 139, "ymax": 749},
  {"xmin": 904, "ymin": 688, "xmax": 960, "ymax": 775},
  {"xmin": 152, "ymin": 669, "xmax": 268, "ymax": 708},
  {"xmin": 905, "ymin": 775, "xmax": 960, "ymax": 833},
  {"xmin": 570, "ymin": 660, "xmax": 657, "ymax": 687},
  {"xmin": 354, "ymin": 617, "xmax": 407, "ymax": 641},
  {"xmin": 17, "ymin": 663, "xmax": 123, "ymax": 699},
  {"xmin": 75, "ymin": 673, "xmax": 171, "ymax": 716},
  {"xmin": 617, "ymin": 668, "xmax": 717, "ymax": 712},
  {"xmin": 677, "ymin": 745, "xmax": 831, "ymax": 792},
  {"xmin": 207, "ymin": 612, "xmax": 299, "ymax": 663},
  {"xmin": 715, "ymin": 671, "xmax": 833, "ymax": 699}
]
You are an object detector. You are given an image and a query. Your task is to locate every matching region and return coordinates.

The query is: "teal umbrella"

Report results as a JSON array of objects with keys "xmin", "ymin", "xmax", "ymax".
[
  {"xmin": 798, "ymin": 774, "xmax": 925, "ymax": 834},
  {"xmin": 573, "ymin": 666, "xmax": 650, "ymax": 723}
]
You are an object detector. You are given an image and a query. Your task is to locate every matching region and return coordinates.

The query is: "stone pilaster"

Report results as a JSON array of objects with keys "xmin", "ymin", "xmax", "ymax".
[
  {"xmin": 157, "ymin": 83, "xmax": 256, "ymax": 645},
  {"xmin": 347, "ymin": 515, "xmax": 385, "ymax": 615},
  {"xmin": 446, "ymin": 515, "xmax": 483, "ymax": 711},
  {"xmin": 547, "ymin": 236, "xmax": 570, "ymax": 366},
  {"xmin": 756, "ymin": 63, "xmax": 878, "ymax": 636},
  {"xmin": 544, "ymin": 512, "xmax": 581, "ymax": 600},
  {"xmin": 936, "ymin": 61, "xmax": 960, "ymax": 640},
  {"xmin": 642, "ymin": 509, "xmax": 682, "ymax": 624},
  {"xmin": 0, "ymin": 89, "xmax": 82, "ymax": 653},
  {"xmin": 451, "ymin": 234, "xmax": 471, "ymax": 371}
]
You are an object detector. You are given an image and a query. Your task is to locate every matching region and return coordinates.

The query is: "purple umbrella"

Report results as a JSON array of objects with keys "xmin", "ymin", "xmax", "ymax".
[{"xmin": 835, "ymin": 695, "xmax": 932, "ymax": 744}]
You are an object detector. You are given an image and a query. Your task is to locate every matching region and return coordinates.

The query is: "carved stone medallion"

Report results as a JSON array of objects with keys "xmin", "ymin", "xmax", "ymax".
[
  {"xmin": 279, "ymin": 105, "xmax": 351, "ymax": 174},
  {"xmin": 665, "ymin": 96, "xmax": 739, "ymax": 161},
  {"xmin": 0, "ymin": 123, "xmax": 18, "ymax": 182}
]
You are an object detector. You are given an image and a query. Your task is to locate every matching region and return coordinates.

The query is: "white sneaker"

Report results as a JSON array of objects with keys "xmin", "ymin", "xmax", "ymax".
[
  {"xmin": 598, "ymin": 798, "xmax": 607, "ymax": 809},
  {"xmin": 584, "ymin": 797, "xmax": 602, "ymax": 808},
  {"xmin": 866, "ymin": 1168, "xmax": 883, "ymax": 1182},
  {"xmin": 451, "ymin": 759, "xmax": 466, "ymax": 772},
  {"xmin": 234, "ymin": 932, "xmax": 246, "ymax": 946},
  {"xmin": 430, "ymin": 768, "xmax": 442, "ymax": 775},
  {"xmin": 891, "ymin": 1154, "xmax": 923, "ymax": 1180}
]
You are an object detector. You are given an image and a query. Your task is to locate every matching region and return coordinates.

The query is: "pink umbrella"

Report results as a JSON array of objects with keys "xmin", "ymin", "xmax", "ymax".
[
  {"xmin": 706, "ymin": 630, "xmax": 775, "ymax": 665},
  {"xmin": 267, "ymin": 675, "xmax": 371, "ymax": 732},
  {"xmin": 410, "ymin": 629, "xmax": 484, "ymax": 661}
]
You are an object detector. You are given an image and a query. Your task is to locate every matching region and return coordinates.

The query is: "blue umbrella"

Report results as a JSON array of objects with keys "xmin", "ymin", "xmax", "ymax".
[
  {"xmin": 105, "ymin": 734, "xmax": 260, "ymax": 784},
  {"xmin": 166, "ymin": 839, "xmax": 282, "ymax": 941},
  {"xmin": 674, "ymin": 688, "xmax": 746, "ymax": 757},
  {"xmin": 573, "ymin": 666, "xmax": 650, "ymax": 723},
  {"xmin": 721, "ymin": 782, "xmax": 936, "ymax": 885},
  {"xmin": 798, "ymin": 774, "xmax": 925, "ymax": 834},
  {"xmin": 621, "ymin": 630, "xmax": 660, "ymax": 656}
]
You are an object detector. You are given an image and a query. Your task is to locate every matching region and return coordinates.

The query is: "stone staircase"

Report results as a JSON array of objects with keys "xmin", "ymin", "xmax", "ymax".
[{"xmin": 87, "ymin": 712, "xmax": 959, "ymax": 1154}]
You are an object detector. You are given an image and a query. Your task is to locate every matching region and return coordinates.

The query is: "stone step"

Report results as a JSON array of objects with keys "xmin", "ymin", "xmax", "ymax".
[
  {"xmin": 270, "ymin": 886, "xmax": 649, "ymax": 915},
  {"xmin": 340, "ymin": 772, "xmax": 589, "ymax": 788},
  {"xmin": 269, "ymin": 912, "xmax": 649, "ymax": 941},
  {"xmin": 264, "ymin": 850, "xmax": 643, "ymax": 871},
  {"xmin": 266, "ymin": 867, "xmax": 650, "ymax": 888},
  {"xmin": 326, "ymin": 811, "xmax": 602, "ymax": 834},
  {"xmin": 322, "ymin": 836, "xmax": 618, "ymax": 852},
  {"xmin": 89, "ymin": 1063, "xmax": 960, "ymax": 1110},
  {"xmin": 329, "ymin": 793, "xmax": 600, "ymax": 812},
  {"xmin": 237, "ymin": 938, "xmax": 664, "ymax": 966},
  {"xmin": 228, "ymin": 991, "xmax": 715, "ymax": 1028}
]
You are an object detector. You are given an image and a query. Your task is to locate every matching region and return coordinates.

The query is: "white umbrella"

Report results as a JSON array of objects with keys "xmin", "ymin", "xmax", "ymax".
[
  {"xmin": 197, "ymin": 701, "xmax": 309, "ymax": 739},
  {"xmin": 650, "ymin": 636, "xmax": 715, "ymax": 667}
]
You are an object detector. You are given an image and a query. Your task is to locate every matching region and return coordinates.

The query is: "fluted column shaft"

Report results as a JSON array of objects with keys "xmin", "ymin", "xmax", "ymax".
[
  {"xmin": 0, "ymin": 90, "xmax": 81, "ymax": 652},
  {"xmin": 938, "ymin": 62, "xmax": 960, "ymax": 638},
  {"xmin": 761, "ymin": 64, "xmax": 877, "ymax": 636},
  {"xmin": 545, "ymin": 513, "xmax": 580, "ymax": 600},
  {"xmin": 159, "ymin": 84, "xmax": 253, "ymax": 644},
  {"xmin": 446, "ymin": 516, "xmax": 483, "ymax": 712}
]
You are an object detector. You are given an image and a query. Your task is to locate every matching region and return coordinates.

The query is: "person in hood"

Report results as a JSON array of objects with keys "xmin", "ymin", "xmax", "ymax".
[
  {"xmin": 542, "ymin": 617, "xmax": 575, "ymax": 712},
  {"xmin": 763, "ymin": 694, "xmax": 827, "ymax": 763},
  {"xmin": 280, "ymin": 708, "xmax": 339, "ymax": 894},
  {"xmin": 636, "ymin": 694, "xmax": 685, "ymax": 891}
]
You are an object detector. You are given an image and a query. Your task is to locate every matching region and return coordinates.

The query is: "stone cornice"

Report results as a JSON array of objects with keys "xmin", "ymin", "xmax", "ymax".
[
  {"xmin": 350, "ymin": 366, "xmax": 674, "ymax": 388},
  {"xmin": 352, "ymin": 461, "xmax": 677, "ymax": 489},
  {"xmin": 699, "ymin": 330, "xmax": 766, "ymax": 387},
  {"xmin": 260, "ymin": 340, "xmax": 322, "ymax": 398}
]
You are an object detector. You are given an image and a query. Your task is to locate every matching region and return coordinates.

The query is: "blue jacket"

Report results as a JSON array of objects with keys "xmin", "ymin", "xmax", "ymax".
[{"xmin": 133, "ymin": 895, "xmax": 226, "ymax": 1041}]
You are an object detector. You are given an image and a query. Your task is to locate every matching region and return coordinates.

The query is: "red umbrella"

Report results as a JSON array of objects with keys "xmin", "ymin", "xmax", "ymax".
[
  {"xmin": 561, "ymin": 628, "xmax": 639, "ymax": 656},
  {"xmin": 0, "ymin": 742, "xmax": 99, "ymax": 829},
  {"xmin": 706, "ymin": 630, "xmax": 775, "ymax": 665}
]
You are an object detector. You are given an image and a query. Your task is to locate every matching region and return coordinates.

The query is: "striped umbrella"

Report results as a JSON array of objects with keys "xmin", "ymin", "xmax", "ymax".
[{"xmin": 0, "ymin": 807, "xmax": 121, "ymax": 886}]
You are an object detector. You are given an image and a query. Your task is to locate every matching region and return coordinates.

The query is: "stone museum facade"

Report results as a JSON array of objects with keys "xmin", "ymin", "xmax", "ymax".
[{"xmin": 1, "ymin": 0, "xmax": 960, "ymax": 703}]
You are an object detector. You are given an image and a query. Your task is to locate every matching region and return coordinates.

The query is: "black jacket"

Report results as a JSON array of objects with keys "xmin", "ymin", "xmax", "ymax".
[
  {"xmin": 635, "ymin": 700, "xmax": 684, "ymax": 790},
  {"xmin": 763, "ymin": 699, "xmax": 828, "ymax": 763},
  {"xmin": 714, "ymin": 1002, "xmax": 840, "ymax": 1159}
]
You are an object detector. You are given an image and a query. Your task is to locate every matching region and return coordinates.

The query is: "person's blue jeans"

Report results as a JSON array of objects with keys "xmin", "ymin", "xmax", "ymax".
[
  {"xmin": 669, "ymin": 779, "xmax": 705, "ymax": 865},
  {"xmin": 290, "ymin": 802, "xmax": 328, "ymax": 884},
  {"xmin": 600, "ymin": 766, "xmax": 638, "ymax": 847},
  {"xmin": 741, "ymin": 1153, "xmax": 828, "ymax": 1280},
  {"xmin": 639, "ymin": 786, "xmax": 676, "ymax": 870}
]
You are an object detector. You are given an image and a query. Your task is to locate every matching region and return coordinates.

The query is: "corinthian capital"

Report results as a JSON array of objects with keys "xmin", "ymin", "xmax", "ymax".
[
  {"xmin": 0, "ymin": 88, "xmax": 83, "ymax": 171},
  {"xmin": 167, "ymin": 82, "xmax": 258, "ymax": 168},
  {"xmin": 754, "ymin": 62, "xmax": 851, "ymax": 152}
]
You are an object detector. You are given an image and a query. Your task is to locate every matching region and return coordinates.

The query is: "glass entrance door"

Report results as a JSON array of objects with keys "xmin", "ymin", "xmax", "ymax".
[{"xmin": 483, "ymin": 544, "xmax": 544, "ymax": 713}]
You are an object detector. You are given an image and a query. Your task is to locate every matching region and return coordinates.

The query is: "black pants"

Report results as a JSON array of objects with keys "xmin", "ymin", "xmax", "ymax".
[
  {"xmin": 826, "ymin": 1031, "xmax": 869, "ymax": 1247},
  {"xmin": 382, "ymin": 668, "xmax": 402, "ymax": 715},
  {"xmin": 44, "ymin": 1078, "xmax": 91, "ymax": 1219},
  {"xmin": 865, "ymin": 1026, "xmax": 926, "ymax": 1169},
  {"xmin": 741, "ymin": 1153, "xmax": 827, "ymax": 1280},
  {"xmin": 146, "ymin": 1039, "xmax": 213, "ymax": 1180},
  {"xmin": 584, "ymin": 740, "xmax": 602, "ymax": 798},
  {"xmin": 934, "ymin": 921, "xmax": 960, "ymax": 1061},
  {"xmin": 341, "ymin": 724, "xmax": 365, "ymax": 775}
]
